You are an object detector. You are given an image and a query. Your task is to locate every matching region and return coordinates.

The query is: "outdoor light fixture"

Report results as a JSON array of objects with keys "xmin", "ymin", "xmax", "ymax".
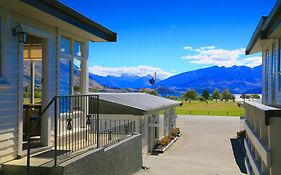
[{"xmin": 13, "ymin": 24, "xmax": 27, "ymax": 43}]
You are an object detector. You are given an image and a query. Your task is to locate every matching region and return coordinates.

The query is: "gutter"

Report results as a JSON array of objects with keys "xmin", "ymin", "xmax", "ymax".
[
  {"xmin": 20, "ymin": 0, "xmax": 117, "ymax": 42},
  {"xmin": 261, "ymin": 0, "xmax": 281, "ymax": 32}
]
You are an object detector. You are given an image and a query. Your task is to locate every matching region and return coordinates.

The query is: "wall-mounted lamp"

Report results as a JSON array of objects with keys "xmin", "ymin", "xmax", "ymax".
[{"xmin": 12, "ymin": 24, "xmax": 27, "ymax": 43}]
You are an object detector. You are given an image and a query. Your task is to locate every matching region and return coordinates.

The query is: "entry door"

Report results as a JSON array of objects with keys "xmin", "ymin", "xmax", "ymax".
[{"xmin": 272, "ymin": 43, "xmax": 277, "ymax": 105}]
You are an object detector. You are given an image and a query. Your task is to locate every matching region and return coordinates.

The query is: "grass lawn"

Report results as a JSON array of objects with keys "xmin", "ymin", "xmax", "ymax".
[
  {"xmin": 24, "ymin": 98, "xmax": 42, "ymax": 105},
  {"xmin": 176, "ymin": 100, "xmax": 245, "ymax": 116}
]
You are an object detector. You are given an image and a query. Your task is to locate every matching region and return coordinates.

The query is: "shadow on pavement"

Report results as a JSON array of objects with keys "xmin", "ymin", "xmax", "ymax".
[{"xmin": 230, "ymin": 138, "xmax": 247, "ymax": 174}]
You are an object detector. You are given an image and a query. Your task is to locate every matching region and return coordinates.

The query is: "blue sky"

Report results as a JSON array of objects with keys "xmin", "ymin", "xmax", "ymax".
[{"xmin": 60, "ymin": 0, "xmax": 276, "ymax": 79}]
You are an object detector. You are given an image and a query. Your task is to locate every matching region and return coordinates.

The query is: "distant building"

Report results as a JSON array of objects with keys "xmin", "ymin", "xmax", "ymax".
[
  {"xmin": 94, "ymin": 93, "xmax": 182, "ymax": 153},
  {"xmin": 243, "ymin": 1, "xmax": 281, "ymax": 175}
]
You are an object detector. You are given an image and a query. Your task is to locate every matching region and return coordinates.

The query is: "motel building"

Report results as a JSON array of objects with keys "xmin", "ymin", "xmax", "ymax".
[{"xmin": 243, "ymin": 1, "xmax": 281, "ymax": 175}]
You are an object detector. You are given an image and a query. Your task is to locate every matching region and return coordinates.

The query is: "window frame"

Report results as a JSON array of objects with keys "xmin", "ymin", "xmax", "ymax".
[
  {"xmin": 59, "ymin": 36, "xmax": 85, "ymax": 96},
  {"xmin": 265, "ymin": 50, "xmax": 269, "ymax": 104}
]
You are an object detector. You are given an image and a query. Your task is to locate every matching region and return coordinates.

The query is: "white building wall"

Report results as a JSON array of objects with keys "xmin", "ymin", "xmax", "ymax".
[
  {"xmin": 0, "ymin": 5, "xmax": 59, "ymax": 163},
  {"xmin": 262, "ymin": 39, "xmax": 281, "ymax": 106}
]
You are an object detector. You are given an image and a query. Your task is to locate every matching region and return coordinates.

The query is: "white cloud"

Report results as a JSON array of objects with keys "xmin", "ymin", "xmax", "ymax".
[
  {"xmin": 89, "ymin": 65, "xmax": 174, "ymax": 79},
  {"xmin": 181, "ymin": 46, "xmax": 262, "ymax": 67},
  {"xmin": 199, "ymin": 46, "xmax": 216, "ymax": 50},
  {"xmin": 183, "ymin": 46, "xmax": 193, "ymax": 51}
]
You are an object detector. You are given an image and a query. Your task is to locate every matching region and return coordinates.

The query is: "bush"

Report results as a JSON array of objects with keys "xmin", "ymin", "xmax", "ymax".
[
  {"xmin": 160, "ymin": 136, "xmax": 171, "ymax": 146},
  {"xmin": 237, "ymin": 130, "xmax": 246, "ymax": 139},
  {"xmin": 34, "ymin": 90, "xmax": 42, "ymax": 98},
  {"xmin": 170, "ymin": 127, "xmax": 181, "ymax": 137}
]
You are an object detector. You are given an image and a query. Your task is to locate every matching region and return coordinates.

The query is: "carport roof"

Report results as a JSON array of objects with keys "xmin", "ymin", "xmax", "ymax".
[{"xmin": 94, "ymin": 93, "xmax": 182, "ymax": 115}]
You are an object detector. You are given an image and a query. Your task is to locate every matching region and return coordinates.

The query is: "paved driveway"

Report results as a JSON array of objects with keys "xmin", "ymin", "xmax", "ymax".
[{"xmin": 135, "ymin": 115, "xmax": 245, "ymax": 175}]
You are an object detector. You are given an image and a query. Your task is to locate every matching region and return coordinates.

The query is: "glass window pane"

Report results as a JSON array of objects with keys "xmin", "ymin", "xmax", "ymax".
[
  {"xmin": 73, "ymin": 58, "xmax": 81, "ymax": 94},
  {"xmin": 74, "ymin": 41, "xmax": 82, "ymax": 57},
  {"xmin": 60, "ymin": 37, "xmax": 71, "ymax": 54},
  {"xmin": 59, "ymin": 58, "xmax": 71, "ymax": 96},
  {"xmin": 59, "ymin": 58, "xmax": 72, "ymax": 112}
]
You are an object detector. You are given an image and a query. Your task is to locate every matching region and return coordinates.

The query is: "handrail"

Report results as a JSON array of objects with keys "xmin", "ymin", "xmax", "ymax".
[
  {"xmin": 26, "ymin": 94, "xmax": 135, "ymax": 173},
  {"xmin": 26, "ymin": 95, "xmax": 57, "ymax": 175}
]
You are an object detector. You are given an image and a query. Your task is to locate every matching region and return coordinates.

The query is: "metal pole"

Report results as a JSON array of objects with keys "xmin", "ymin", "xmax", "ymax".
[
  {"xmin": 54, "ymin": 97, "xmax": 58, "ymax": 166},
  {"xmin": 96, "ymin": 96, "xmax": 100, "ymax": 148},
  {"xmin": 26, "ymin": 107, "xmax": 30, "ymax": 175}
]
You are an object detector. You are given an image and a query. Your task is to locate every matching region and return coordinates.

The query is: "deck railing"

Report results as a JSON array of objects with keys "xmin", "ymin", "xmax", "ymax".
[
  {"xmin": 99, "ymin": 120, "xmax": 135, "ymax": 147},
  {"xmin": 242, "ymin": 101, "xmax": 281, "ymax": 175},
  {"xmin": 26, "ymin": 94, "xmax": 136, "ymax": 174}
]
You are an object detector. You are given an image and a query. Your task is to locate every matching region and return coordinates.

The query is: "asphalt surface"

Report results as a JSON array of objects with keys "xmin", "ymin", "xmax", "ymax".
[{"xmin": 135, "ymin": 115, "xmax": 245, "ymax": 175}]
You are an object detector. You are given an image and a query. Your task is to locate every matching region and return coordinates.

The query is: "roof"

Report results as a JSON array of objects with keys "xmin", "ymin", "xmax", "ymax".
[
  {"xmin": 246, "ymin": 1, "xmax": 281, "ymax": 55},
  {"xmin": 93, "ymin": 93, "xmax": 182, "ymax": 115},
  {"xmin": 21, "ymin": 0, "xmax": 116, "ymax": 42}
]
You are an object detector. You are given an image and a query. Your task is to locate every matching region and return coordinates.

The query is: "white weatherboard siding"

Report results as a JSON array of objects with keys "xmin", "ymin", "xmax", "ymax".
[
  {"xmin": 0, "ymin": 4, "xmax": 59, "ymax": 163},
  {"xmin": 262, "ymin": 39, "xmax": 281, "ymax": 106},
  {"xmin": 243, "ymin": 120, "xmax": 271, "ymax": 167},
  {"xmin": 0, "ymin": 11, "xmax": 21, "ymax": 163}
]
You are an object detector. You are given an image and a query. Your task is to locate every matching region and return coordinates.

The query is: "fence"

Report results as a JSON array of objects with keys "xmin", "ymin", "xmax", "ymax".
[{"xmin": 26, "ymin": 94, "xmax": 136, "ymax": 174}]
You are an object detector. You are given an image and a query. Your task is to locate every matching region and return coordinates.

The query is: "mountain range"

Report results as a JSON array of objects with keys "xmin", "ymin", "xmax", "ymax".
[
  {"xmin": 89, "ymin": 73, "xmax": 160, "ymax": 89},
  {"xmin": 24, "ymin": 61, "xmax": 262, "ymax": 94},
  {"xmin": 156, "ymin": 65, "xmax": 262, "ymax": 94}
]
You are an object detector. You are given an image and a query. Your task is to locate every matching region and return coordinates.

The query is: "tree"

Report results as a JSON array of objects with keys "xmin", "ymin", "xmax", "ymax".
[
  {"xmin": 166, "ymin": 96, "xmax": 178, "ymax": 100},
  {"xmin": 140, "ymin": 88, "xmax": 157, "ymax": 95},
  {"xmin": 201, "ymin": 89, "xmax": 210, "ymax": 101},
  {"xmin": 211, "ymin": 89, "xmax": 221, "ymax": 103},
  {"xmin": 240, "ymin": 94, "xmax": 246, "ymax": 101},
  {"xmin": 231, "ymin": 94, "xmax": 236, "ymax": 102},
  {"xmin": 221, "ymin": 89, "xmax": 232, "ymax": 103},
  {"xmin": 182, "ymin": 89, "xmax": 197, "ymax": 103},
  {"xmin": 251, "ymin": 94, "xmax": 260, "ymax": 99}
]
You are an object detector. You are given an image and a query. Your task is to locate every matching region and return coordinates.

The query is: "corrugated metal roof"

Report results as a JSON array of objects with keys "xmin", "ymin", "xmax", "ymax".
[{"xmin": 93, "ymin": 93, "xmax": 182, "ymax": 114}]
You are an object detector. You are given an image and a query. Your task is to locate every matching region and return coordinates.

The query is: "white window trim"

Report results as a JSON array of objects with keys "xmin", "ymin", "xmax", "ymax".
[
  {"xmin": 60, "ymin": 36, "xmax": 84, "ymax": 60},
  {"xmin": 59, "ymin": 37, "xmax": 86, "ymax": 96}
]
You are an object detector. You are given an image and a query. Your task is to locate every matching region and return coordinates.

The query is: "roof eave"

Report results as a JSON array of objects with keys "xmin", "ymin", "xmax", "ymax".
[
  {"xmin": 144, "ymin": 102, "xmax": 183, "ymax": 115},
  {"xmin": 20, "ymin": 0, "xmax": 117, "ymax": 42},
  {"xmin": 261, "ymin": 1, "xmax": 281, "ymax": 32}
]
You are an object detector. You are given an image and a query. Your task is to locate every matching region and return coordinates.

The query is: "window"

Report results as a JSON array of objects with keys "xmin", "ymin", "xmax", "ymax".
[
  {"xmin": 59, "ymin": 58, "xmax": 72, "ymax": 96},
  {"xmin": 73, "ymin": 58, "xmax": 81, "ymax": 94},
  {"xmin": 60, "ymin": 37, "xmax": 71, "ymax": 54},
  {"xmin": 74, "ymin": 41, "xmax": 82, "ymax": 57},
  {"xmin": 265, "ymin": 50, "xmax": 269, "ymax": 103}
]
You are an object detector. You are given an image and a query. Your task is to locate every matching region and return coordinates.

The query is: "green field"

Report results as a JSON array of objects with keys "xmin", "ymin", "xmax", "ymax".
[
  {"xmin": 24, "ymin": 98, "xmax": 42, "ymax": 105},
  {"xmin": 176, "ymin": 101, "xmax": 245, "ymax": 116}
]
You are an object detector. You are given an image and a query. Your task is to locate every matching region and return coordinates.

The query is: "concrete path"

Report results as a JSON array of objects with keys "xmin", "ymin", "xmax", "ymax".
[{"xmin": 135, "ymin": 115, "xmax": 245, "ymax": 175}]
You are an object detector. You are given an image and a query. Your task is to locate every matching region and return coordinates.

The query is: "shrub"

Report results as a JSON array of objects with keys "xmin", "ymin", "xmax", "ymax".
[
  {"xmin": 237, "ymin": 130, "xmax": 246, "ymax": 139},
  {"xmin": 34, "ymin": 90, "xmax": 42, "ymax": 98},
  {"xmin": 160, "ymin": 136, "xmax": 171, "ymax": 146},
  {"xmin": 170, "ymin": 127, "xmax": 181, "ymax": 137}
]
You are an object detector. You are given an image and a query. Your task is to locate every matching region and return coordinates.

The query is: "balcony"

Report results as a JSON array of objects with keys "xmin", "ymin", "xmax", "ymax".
[
  {"xmin": 242, "ymin": 101, "xmax": 281, "ymax": 175},
  {"xmin": 3, "ymin": 94, "xmax": 141, "ymax": 175}
]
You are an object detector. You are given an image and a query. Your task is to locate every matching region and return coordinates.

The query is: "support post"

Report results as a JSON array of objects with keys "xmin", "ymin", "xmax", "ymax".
[{"xmin": 30, "ymin": 61, "xmax": 35, "ymax": 104}]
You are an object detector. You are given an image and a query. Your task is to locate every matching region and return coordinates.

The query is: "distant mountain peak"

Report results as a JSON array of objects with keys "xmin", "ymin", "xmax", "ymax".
[{"xmin": 156, "ymin": 65, "xmax": 262, "ymax": 94}]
